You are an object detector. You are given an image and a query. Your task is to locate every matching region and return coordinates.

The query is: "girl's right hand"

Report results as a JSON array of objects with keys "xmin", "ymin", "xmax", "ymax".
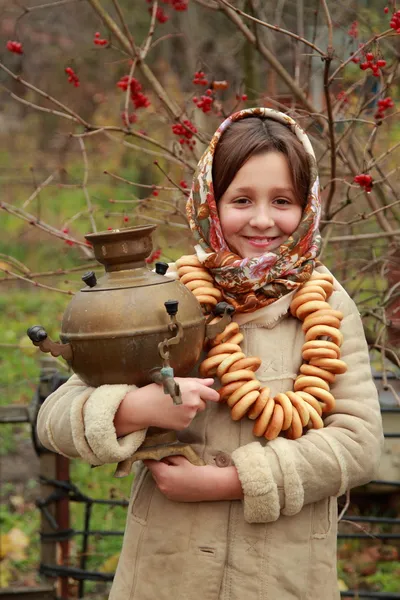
[{"xmin": 114, "ymin": 378, "xmax": 220, "ymax": 436}]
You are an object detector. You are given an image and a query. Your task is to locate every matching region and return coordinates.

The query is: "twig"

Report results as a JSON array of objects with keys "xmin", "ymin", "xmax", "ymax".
[
  {"xmin": 111, "ymin": 0, "xmax": 135, "ymax": 51},
  {"xmin": 141, "ymin": 1, "xmax": 158, "ymax": 60},
  {"xmin": 78, "ymin": 138, "xmax": 97, "ymax": 232},
  {"xmin": 103, "ymin": 131, "xmax": 195, "ymax": 169},
  {"xmin": 0, "ymin": 63, "xmax": 90, "ymax": 128},
  {"xmin": 0, "ymin": 201, "xmax": 91, "ymax": 250},
  {"xmin": 18, "ymin": 0, "xmax": 81, "ymax": 10},
  {"xmin": 0, "ymin": 267, "xmax": 74, "ymax": 295},
  {"xmin": 1, "ymin": 86, "xmax": 78, "ymax": 124},
  {"xmin": 216, "ymin": 0, "xmax": 325, "ymax": 56},
  {"xmin": 328, "ymin": 230, "xmax": 400, "ymax": 242},
  {"xmin": 22, "ymin": 171, "xmax": 57, "ymax": 209},
  {"xmin": 328, "ymin": 29, "xmax": 395, "ymax": 85}
]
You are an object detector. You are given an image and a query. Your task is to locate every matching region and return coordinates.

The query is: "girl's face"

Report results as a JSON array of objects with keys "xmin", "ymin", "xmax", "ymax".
[{"xmin": 217, "ymin": 151, "xmax": 303, "ymax": 259}]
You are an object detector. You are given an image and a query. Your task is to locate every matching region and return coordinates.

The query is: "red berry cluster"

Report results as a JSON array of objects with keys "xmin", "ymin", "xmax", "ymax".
[
  {"xmin": 145, "ymin": 248, "xmax": 162, "ymax": 264},
  {"xmin": 146, "ymin": 0, "xmax": 188, "ymax": 22},
  {"xmin": 94, "ymin": 32, "xmax": 108, "ymax": 46},
  {"xmin": 193, "ymin": 89, "xmax": 213, "ymax": 113},
  {"xmin": 6, "ymin": 40, "xmax": 23, "ymax": 54},
  {"xmin": 389, "ymin": 9, "xmax": 400, "ymax": 32},
  {"xmin": 65, "ymin": 67, "xmax": 80, "ymax": 87},
  {"xmin": 374, "ymin": 96, "xmax": 395, "ymax": 121},
  {"xmin": 121, "ymin": 111, "xmax": 138, "ymax": 126},
  {"xmin": 354, "ymin": 174, "xmax": 373, "ymax": 192},
  {"xmin": 384, "ymin": 7, "xmax": 389, "ymax": 14},
  {"xmin": 337, "ymin": 91, "xmax": 349, "ymax": 104},
  {"xmin": 116, "ymin": 76, "xmax": 150, "ymax": 110},
  {"xmin": 359, "ymin": 53, "xmax": 386, "ymax": 77},
  {"xmin": 171, "ymin": 0, "xmax": 188, "ymax": 10},
  {"xmin": 62, "ymin": 227, "xmax": 74, "ymax": 246},
  {"xmin": 193, "ymin": 71, "xmax": 209, "ymax": 86},
  {"xmin": 348, "ymin": 21, "xmax": 358, "ymax": 38},
  {"xmin": 172, "ymin": 120, "xmax": 197, "ymax": 148},
  {"xmin": 179, "ymin": 180, "xmax": 188, "ymax": 189},
  {"xmin": 123, "ymin": 216, "xmax": 129, "ymax": 223}
]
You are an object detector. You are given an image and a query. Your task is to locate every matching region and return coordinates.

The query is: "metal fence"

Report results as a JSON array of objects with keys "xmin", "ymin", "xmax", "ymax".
[{"xmin": 1, "ymin": 364, "xmax": 399, "ymax": 600}]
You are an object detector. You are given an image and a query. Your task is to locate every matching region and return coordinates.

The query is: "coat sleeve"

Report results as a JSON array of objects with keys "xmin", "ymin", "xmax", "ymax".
[
  {"xmin": 36, "ymin": 374, "xmax": 147, "ymax": 466},
  {"xmin": 231, "ymin": 289, "xmax": 384, "ymax": 524}
]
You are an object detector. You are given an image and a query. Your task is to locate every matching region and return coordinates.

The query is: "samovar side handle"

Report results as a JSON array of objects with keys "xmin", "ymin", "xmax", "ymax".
[{"xmin": 27, "ymin": 325, "xmax": 73, "ymax": 362}]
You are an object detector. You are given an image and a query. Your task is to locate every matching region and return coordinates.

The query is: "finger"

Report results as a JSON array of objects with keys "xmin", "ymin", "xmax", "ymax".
[
  {"xmin": 192, "ymin": 377, "xmax": 215, "ymax": 386},
  {"xmin": 199, "ymin": 386, "xmax": 220, "ymax": 402},
  {"xmin": 143, "ymin": 459, "xmax": 167, "ymax": 476}
]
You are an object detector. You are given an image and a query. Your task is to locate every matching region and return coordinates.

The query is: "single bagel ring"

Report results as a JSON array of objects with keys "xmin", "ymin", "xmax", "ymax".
[
  {"xmin": 248, "ymin": 387, "xmax": 270, "ymax": 420},
  {"xmin": 253, "ymin": 396, "xmax": 275, "ymax": 437},
  {"xmin": 265, "ymin": 404, "xmax": 285, "ymax": 440},
  {"xmin": 302, "ymin": 313, "xmax": 341, "ymax": 333},
  {"xmin": 286, "ymin": 391, "xmax": 310, "ymax": 427},
  {"xmin": 211, "ymin": 322, "xmax": 240, "ymax": 346},
  {"xmin": 296, "ymin": 390, "xmax": 323, "ymax": 416},
  {"xmin": 275, "ymin": 393, "xmax": 294, "ymax": 430},
  {"xmin": 294, "ymin": 375, "xmax": 330, "ymax": 392},
  {"xmin": 309, "ymin": 358, "xmax": 348, "ymax": 374},
  {"xmin": 286, "ymin": 408, "xmax": 303, "ymax": 440},
  {"xmin": 208, "ymin": 344, "xmax": 242, "ymax": 358},
  {"xmin": 229, "ymin": 357, "xmax": 262, "ymax": 372},
  {"xmin": 176, "ymin": 255, "xmax": 203, "ymax": 268},
  {"xmin": 231, "ymin": 390, "xmax": 260, "ymax": 421},
  {"xmin": 290, "ymin": 292, "xmax": 327, "ymax": 317},
  {"xmin": 180, "ymin": 271, "xmax": 213, "ymax": 284},
  {"xmin": 227, "ymin": 379, "xmax": 261, "ymax": 408},
  {"xmin": 302, "ymin": 386, "xmax": 335, "ymax": 412},
  {"xmin": 218, "ymin": 381, "xmax": 242, "ymax": 401},
  {"xmin": 199, "ymin": 353, "xmax": 231, "ymax": 377},
  {"xmin": 296, "ymin": 300, "xmax": 332, "ymax": 320},
  {"xmin": 305, "ymin": 324, "xmax": 343, "ymax": 347},
  {"xmin": 302, "ymin": 347, "xmax": 338, "ymax": 361},
  {"xmin": 221, "ymin": 369, "xmax": 256, "ymax": 385},
  {"xmin": 300, "ymin": 363, "xmax": 336, "ymax": 384},
  {"xmin": 216, "ymin": 352, "xmax": 245, "ymax": 378}
]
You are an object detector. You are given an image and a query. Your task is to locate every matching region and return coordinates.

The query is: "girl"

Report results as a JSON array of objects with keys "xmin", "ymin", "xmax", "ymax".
[{"xmin": 37, "ymin": 108, "xmax": 383, "ymax": 600}]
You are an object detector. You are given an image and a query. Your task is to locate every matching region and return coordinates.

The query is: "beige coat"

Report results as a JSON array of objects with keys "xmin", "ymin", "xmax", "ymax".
[{"xmin": 37, "ymin": 266, "xmax": 383, "ymax": 600}]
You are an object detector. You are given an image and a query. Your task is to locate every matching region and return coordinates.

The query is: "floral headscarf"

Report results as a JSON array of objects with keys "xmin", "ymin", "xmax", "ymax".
[{"xmin": 186, "ymin": 107, "xmax": 322, "ymax": 313}]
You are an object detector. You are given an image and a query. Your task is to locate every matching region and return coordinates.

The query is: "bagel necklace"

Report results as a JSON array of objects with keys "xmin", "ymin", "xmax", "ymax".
[{"xmin": 176, "ymin": 255, "xmax": 347, "ymax": 441}]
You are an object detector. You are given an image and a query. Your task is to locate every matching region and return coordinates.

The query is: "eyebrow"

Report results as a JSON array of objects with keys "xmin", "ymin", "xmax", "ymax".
[{"xmin": 232, "ymin": 185, "xmax": 295, "ymax": 195}]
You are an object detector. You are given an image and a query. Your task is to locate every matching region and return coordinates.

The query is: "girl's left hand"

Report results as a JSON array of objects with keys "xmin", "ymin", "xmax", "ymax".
[{"xmin": 143, "ymin": 456, "xmax": 243, "ymax": 503}]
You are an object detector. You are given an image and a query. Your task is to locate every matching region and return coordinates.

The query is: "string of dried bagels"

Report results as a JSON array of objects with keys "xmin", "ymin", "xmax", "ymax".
[{"xmin": 175, "ymin": 255, "xmax": 347, "ymax": 441}]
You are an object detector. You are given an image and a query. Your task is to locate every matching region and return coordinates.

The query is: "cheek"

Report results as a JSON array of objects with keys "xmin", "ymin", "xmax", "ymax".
[
  {"xmin": 219, "ymin": 208, "xmax": 244, "ymax": 238},
  {"xmin": 281, "ymin": 208, "xmax": 303, "ymax": 235}
]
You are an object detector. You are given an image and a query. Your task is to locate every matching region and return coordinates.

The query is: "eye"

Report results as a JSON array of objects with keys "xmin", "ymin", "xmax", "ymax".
[
  {"xmin": 274, "ymin": 198, "xmax": 291, "ymax": 206},
  {"xmin": 232, "ymin": 197, "xmax": 250, "ymax": 205}
]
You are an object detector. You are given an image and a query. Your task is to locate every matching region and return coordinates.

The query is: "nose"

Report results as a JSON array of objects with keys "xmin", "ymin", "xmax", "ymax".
[{"xmin": 249, "ymin": 205, "xmax": 275, "ymax": 230}]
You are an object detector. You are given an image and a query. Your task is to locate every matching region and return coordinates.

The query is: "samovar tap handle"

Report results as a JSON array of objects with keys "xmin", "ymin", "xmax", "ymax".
[
  {"xmin": 27, "ymin": 325, "xmax": 73, "ymax": 362},
  {"xmin": 205, "ymin": 302, "xmax": 235, "ymax": 340}
]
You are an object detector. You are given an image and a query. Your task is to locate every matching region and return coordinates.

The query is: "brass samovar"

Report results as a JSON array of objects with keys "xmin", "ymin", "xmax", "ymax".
[{"xmin": 28, "ymin": 225, "xmax": 232, "ymax": 475}]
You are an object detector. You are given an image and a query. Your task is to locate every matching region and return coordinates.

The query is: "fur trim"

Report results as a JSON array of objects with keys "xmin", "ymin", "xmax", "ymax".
[
  {"xmin": 268, "ymin": 437, "xmax": 305, "ymax": 516},
  {"xmin": 70, "ymin": 388, "xmax": 103, "ymax": 466},
  {"xmin": 232, "ymin": 442, "xmax": 281, "ymax": 523},
  {"xmin": 83, "ymin": 384, "xmax": 147, "ymax": 464}
]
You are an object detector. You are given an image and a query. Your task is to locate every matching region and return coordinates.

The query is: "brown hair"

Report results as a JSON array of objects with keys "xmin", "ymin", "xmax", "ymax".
[{"xmin": 212, "ymin": 117, "xmax": 310, "ymax": 205}]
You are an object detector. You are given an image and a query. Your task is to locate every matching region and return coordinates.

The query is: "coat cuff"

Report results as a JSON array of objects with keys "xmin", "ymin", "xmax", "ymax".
[
  {"xmin": 80, "ymin": 384, "xmax": 147, "ymax": 464},
  {"xmin": 232, "ymin": 442, "xmax": 282, "ymax": 523}
]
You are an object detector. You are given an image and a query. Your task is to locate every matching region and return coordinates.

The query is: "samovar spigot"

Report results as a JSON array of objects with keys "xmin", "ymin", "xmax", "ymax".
[{"xmin": 153, "ymin": 300, "xmax": 184, "ymax": 405}]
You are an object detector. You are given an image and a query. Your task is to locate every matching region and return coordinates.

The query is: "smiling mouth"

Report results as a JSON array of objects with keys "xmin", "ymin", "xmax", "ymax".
[{"xmin": 244, "ymin": 236, "xmax": 278, "ymax": 245}]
